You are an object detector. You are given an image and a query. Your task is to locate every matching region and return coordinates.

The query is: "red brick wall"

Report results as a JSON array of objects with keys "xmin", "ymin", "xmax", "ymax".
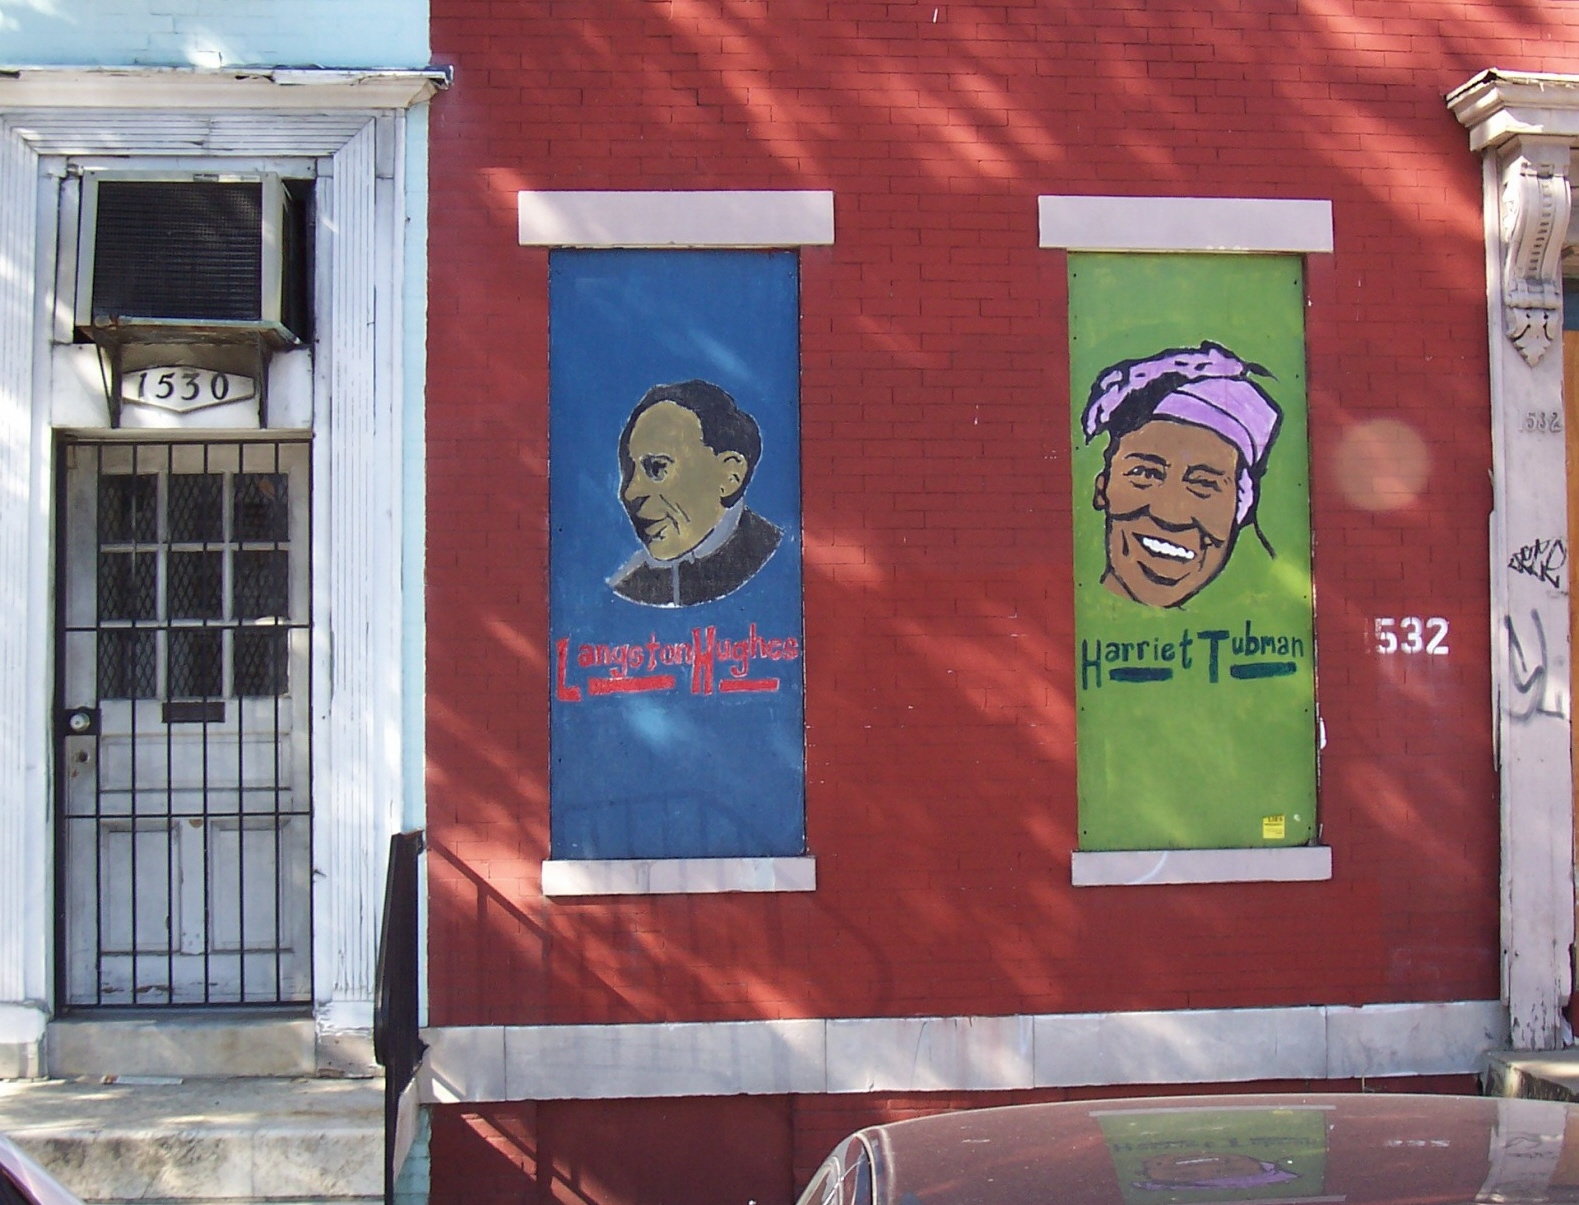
[
  {"xmin": 429, "ymin": 1096, "xmax": 796, "ymax": 1205},
  {"xmin": 425, "ymin": 0, "xmax": 1533, "ymax": 1028}
]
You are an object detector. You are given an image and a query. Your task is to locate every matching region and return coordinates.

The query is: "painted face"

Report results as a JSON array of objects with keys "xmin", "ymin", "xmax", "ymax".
[
  {"xmin": 1094, "ymin": 418, "xmax": 1242, "ymax": 608},
  {"xmin": 621, "ymin": 401, "xmax": 748, "ymax": 561}
]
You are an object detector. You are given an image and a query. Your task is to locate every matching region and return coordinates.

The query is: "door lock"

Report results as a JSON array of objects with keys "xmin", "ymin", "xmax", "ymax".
[{"xmin": 61, "ymin": 707, "xmax": 98, "ymax": 737}]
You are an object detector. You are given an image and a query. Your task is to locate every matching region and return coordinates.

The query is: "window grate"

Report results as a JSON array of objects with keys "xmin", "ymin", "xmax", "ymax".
[{"xmin": 58, "ymin": 437, "xmax": 312, "ymax": 1008}]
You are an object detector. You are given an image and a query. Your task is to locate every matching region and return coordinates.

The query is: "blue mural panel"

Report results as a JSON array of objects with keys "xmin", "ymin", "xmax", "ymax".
[{"xmin": 549, "ymin": 250, "xmax": 804, "ymax": 859}]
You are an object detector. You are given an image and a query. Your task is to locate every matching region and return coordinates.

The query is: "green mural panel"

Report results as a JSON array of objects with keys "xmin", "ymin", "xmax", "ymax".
[
  {"xmin": 1070, "ymin": 253, "xmax": 1315, "ymax": 851},
  {"xmin": 1095, "ymin": 1104, "xmax": 1330, "ymax": 1205}
]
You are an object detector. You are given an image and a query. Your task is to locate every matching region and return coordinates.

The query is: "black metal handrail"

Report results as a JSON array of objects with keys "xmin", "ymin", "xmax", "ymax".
[{"xmin": 374, "ymin": 828, "xmax": 426, "ymax": 1205}]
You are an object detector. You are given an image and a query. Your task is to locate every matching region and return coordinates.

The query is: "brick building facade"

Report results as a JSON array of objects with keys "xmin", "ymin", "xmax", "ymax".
[{"xmin": 417, "ymin": 3, "xmax": 1579, "ymax": 1202}]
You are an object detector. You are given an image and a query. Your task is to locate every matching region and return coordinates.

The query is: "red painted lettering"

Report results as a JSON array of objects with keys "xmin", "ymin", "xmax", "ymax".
[
  {"xmin": 691, "ymin": 626, "xmax": 716, "ymax": 695},
  {"xmin": 555, "ymin": 637, "xmax": 583, "ymax": 702},
  {"xmin": 587, "ymin": 674, "xmax": 676, "ymax": 696}
]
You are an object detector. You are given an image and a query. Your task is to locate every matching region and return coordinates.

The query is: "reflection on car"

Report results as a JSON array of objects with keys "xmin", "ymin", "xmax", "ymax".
[
  {"xmin": 0, "ymin": 1134, "xmax": 84, "ymax": 1205},
  {"xmin": 797, "ymin": 1092, "xmax": 1579, "ymax": 1205}
]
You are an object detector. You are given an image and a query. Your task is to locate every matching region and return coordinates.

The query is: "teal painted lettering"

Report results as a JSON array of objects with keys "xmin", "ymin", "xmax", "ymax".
[
  {"xmin": 1081, "ymin": 639, "xmax": 1103, "ymax": 689},
  {"xmin": 1198, "ymin": 629, "xmax": 1230, "ymax": 683}
]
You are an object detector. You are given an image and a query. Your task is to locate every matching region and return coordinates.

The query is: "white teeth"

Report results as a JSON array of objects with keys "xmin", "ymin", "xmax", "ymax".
[{"xmin": 1138, "ymin": 535, "xmax": 1194, "ymax": 561}]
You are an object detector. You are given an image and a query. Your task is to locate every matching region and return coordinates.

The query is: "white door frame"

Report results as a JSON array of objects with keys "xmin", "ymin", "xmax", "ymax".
[
  {"xmin": 1451, "ymin": 70, "xmax": 1579, "ymax": 1050},
  {"xmin": 0, "ymin": 67, "xmax": 442, "ymax": 1075}
]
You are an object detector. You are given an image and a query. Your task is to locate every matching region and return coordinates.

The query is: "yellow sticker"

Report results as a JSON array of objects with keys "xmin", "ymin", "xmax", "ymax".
[{"xmin": 1262, "ymin": 814, "xmax": 1286, "ymax": 840}]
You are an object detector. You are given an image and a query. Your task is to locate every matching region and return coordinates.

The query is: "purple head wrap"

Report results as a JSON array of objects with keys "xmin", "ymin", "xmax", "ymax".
[
  {"xmin": 1135, "ymin": 1161, "xmax": 1299, "ymax": 1192},
  {"xmin": 1082, "ymin": 342, "xmax": 1282, "ymax": 525}
]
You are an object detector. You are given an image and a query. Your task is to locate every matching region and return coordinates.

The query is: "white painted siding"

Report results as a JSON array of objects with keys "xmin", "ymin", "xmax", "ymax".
[{"xmin": 3, "ymin": 0, "xmax": 427, "ymax": 69}]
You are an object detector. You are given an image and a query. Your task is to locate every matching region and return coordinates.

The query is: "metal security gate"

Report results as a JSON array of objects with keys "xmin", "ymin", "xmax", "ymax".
[{"xmin": 57, "ymin": 439, "xmax": 312, "ymax": 1007}]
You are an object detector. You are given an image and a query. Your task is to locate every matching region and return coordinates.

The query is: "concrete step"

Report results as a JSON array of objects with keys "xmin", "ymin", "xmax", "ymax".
[
  {"xmin": 44, "ymin": 1014, "xmax": 373, "ymax": 1080},
  {"xmin": 1484, "ymin": 1048, "xmax": 1579, "ymax": 1101},
  {"xmin": 0, "ymin": 1076, "xmax": 383, "ymax": 1204}
]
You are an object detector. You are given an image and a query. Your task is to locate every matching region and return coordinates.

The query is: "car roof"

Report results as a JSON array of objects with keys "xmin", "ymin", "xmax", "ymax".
[{"xmin": 853, "ymin": 1093, "xmax": 1579, "ymax": 1205}]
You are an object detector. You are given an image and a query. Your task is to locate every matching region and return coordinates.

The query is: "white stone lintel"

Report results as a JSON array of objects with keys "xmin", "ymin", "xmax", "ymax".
[
  {"xmin": 1039, "ymin": 195, "xmax": 1334, "ymax": 253},
  {"xmin": 541, "ymin": 856, "xmax": 816, "ymax": 897},
  {"xmin": 421, "ymin": 999, "xmax": 1506, "ymax": 1103},
  {"xmin": 825, "ymin": 1015, "xmax": 1034, "ymax": 1093},
  {"xmin": 518, "ymin": 190, "xmax": 835, "ymax": 248},
  {"xmin": 1071, "ymin": 846, "xmax": 1332, "ymax": 886}
]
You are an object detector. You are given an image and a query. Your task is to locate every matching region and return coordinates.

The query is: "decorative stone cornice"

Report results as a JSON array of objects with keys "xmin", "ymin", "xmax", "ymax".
[
  {"xmin": 0, "ymin": 65, "xmax": 449, "ymax": 111},
  {"xmin": 1449, "ymin": 73, "xmax": 1579, "ymax": 367},
  {"xmin": 1449, "ymin": 69, "xmax": 1579, "ymax": 153},
  {"xmin": 1499, "ymin": 141, "xmax": 1571, "ymax": 366}
]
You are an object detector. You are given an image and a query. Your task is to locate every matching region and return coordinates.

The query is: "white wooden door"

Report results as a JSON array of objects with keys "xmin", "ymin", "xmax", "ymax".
[{"xmin": 58, "ymin": 440, "xmax": 312, "ymax": 1007}]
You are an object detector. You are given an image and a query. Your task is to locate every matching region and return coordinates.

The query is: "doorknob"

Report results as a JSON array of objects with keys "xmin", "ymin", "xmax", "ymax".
[{"xmin": 61, "ymin": 707, "xmax": 98, "ymax": 737}]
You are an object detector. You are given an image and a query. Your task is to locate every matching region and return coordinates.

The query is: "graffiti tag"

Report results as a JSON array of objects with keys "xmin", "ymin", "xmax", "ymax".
[
  {"xmin": 1508, "ymin": 537, "xmax": 1566, "ymax": 590},
  {"xmin": 1504, "ymin": 608, "xmax": 1567, "ymax": 723}
]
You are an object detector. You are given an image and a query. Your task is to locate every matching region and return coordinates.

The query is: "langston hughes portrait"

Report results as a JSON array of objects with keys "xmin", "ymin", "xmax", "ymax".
[{"xmin": 609, "ymin": 379, "xmax": 782, "ymax": 608}]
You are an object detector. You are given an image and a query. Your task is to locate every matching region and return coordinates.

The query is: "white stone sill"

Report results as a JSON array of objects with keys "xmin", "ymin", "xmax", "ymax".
[
  {"xmin": 1038, "ymin": 195, "xmax": 1334, "ymax": 253},
  {"xmin": 1072, "ymin": 846, "xmax": 1332, "ymax": 886},
  {"xmin": 518, "ymin": 190, "xmax": 835, "ymax": 248},
  {"xmin": 542, "ymin": 856, "xmax": 816, "ymax": 897}
]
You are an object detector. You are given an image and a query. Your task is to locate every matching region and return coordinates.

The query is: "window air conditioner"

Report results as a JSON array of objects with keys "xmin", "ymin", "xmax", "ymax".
[{"xmin": 74, "ymin": 173, "xmax": 311, "ymax": 346}]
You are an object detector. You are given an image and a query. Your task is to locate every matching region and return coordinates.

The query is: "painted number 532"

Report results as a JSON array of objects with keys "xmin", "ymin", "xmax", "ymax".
[{"xmin": 1374, "ymin": 616, "xmax": 1449, "ymax": 656}]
